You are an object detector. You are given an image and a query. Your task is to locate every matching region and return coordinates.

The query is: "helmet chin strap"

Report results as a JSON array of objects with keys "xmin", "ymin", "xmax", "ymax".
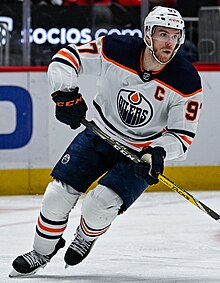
[{"xmin": 144, "ymin": 36, "xmax": 177, "ymax": 65}]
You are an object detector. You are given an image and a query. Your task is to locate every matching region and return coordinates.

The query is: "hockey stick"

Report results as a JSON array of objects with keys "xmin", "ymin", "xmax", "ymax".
[{"xmin": 81, "ymin": 117, "xmax": 220, "ymax": 223}]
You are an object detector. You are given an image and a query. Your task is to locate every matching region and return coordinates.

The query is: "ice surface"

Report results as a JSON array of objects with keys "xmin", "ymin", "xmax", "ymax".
[{"xmin": 1, "ymin": 191, "xmax": 220, "ymax": 282}]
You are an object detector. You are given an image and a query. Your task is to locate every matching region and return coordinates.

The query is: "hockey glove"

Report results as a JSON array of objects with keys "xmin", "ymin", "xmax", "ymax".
[
  {"xmin": 134, "ymin": 146, "xmax": 166, "ymax": 185},
  {"xmin": 51, "ymin": 87, "xmax": 87, "ymax": 129}
]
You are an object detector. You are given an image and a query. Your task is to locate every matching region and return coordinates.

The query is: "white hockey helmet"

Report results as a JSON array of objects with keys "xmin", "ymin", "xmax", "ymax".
[{"xmin": 144, "ymin": 6, "xmax": 185, "ymax": 64}]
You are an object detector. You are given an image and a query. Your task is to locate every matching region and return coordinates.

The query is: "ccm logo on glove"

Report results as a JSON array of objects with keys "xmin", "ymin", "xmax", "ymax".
[
  {"xmin": 51, "ymin": 87, "xmax": 88, "ymax": 129},
  {"xmin": 54, "ymin": 96, "xmax": 83, "ymax": 107}
]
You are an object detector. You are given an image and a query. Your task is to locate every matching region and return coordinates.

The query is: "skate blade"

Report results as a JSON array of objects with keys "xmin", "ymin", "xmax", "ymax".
[
  {"xmin": 9, "ymin": 268, "xmax": 38, "ymax": 278},
  {"xmin": 65, "ymin": 263, "xmax": 70, "ymax": 269}
]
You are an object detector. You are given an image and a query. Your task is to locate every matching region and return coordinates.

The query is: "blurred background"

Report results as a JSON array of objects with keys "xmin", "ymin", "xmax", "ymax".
[{"xmin": 1, "ymin": 0, "xmax": 220, "ymax": 66}]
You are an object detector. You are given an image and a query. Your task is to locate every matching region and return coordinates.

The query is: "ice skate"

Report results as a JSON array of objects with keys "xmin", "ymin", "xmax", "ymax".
[
  {"xmin": 64, "ymin": 228, "xmax": 96, "ymax": 267},
  {"xmin": 9, "ymin": 237, "xmax": 65, "ymax": 278}
]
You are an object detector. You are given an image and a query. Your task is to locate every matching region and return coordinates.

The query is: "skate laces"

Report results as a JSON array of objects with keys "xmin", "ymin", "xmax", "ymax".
[
  {"xmin": 69, "ymin": 231, "xmax": 93, "ymax": 257},
  {"xmin": 22, "ymin": 250, "xmax": 50, "ymax": 268}
]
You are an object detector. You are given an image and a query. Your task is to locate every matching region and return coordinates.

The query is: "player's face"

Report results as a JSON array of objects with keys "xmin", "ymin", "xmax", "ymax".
[{"xmin": 152, "ymin": 27, "xmax": 180, "ymax": 63}]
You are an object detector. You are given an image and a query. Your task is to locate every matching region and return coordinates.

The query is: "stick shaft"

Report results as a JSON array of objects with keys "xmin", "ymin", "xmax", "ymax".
[{"xmin": 81, "ymin": 118, "xmax": 220, "ymax": 223}]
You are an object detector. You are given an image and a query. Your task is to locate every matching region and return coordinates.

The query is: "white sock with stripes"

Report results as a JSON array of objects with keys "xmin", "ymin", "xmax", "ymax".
[
  {"xmin": 79, "ymin": 184, "xmax": 123, "ymax": 242},
  {"xmin": 33, "ymin": 179, "xmax": 81, "ymax": 255}
]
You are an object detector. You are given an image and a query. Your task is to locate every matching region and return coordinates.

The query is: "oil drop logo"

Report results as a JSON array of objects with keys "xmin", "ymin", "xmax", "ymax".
[{"xmin": 117, "ymin": 89, "xmax": 153, "ymax": 127}]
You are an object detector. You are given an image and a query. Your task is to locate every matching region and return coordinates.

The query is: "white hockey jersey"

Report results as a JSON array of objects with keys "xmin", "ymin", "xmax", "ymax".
[{"xmin": 48, "ymin": 34, "xmax": 203, "ymax": 161}]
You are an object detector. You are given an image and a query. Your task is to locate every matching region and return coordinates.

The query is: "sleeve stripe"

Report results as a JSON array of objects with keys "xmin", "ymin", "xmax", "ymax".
[
  {"xmin": 166, "ymin": 128, "xmax": 195, "ymax": 138},
  {"xmin": 50, "ymin": 57, "xmax": 78, "ymax": 74},
  {"xmin": 165, "ymin": 131, "xmax": 188, "ymax": 152},
  {"xmin": 65, "ymin": 45, "xmax": 81, "ymax": 66},
  {"xmin": 180, "ymin": 135, "xmax": 193, "ymax": 145},
  {"xmin": 57, "ymin": 50, "xmax": 79, "ymax": 71}
]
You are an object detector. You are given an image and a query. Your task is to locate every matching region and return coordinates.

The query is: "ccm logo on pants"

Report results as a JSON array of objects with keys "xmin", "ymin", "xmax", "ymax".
[{"xmin": 0, "ymin": 86, "xmax": 33, "ymax": 149}]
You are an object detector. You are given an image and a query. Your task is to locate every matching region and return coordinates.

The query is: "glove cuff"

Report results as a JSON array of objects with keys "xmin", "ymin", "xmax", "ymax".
[{"xmin": 51, "ymin": 87, "xmax": 79, "ymax": 100}]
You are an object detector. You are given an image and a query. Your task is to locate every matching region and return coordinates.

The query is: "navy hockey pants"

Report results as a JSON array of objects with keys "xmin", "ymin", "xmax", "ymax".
[{"xmin": 51, "ymin": 129, "xmax": 150, "ymax": 210}]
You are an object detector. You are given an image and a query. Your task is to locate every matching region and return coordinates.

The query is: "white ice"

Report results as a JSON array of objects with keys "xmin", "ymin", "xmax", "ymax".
[{"xmin": 1, "ymin": 190, "xmax": 220, "ymax": 282}]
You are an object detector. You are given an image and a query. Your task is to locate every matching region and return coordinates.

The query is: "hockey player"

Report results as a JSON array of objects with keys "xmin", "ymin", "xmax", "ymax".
[{"xmin": 10, "ymin": 6, "xmax": 203, "ymax": 277}]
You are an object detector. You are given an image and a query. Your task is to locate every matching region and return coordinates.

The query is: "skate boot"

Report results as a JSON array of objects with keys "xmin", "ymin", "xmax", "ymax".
[
  {"xmin": 9, "ymin": 237, "xmax": 65, "ymax": 278},
  {"xmin": 64, "ymin": 228, "xmax": 96, "ymax": 267}
]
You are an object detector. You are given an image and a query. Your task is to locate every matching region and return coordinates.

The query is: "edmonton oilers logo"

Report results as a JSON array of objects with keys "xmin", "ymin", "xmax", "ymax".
[
  {"xmin": 61, "ymin": 154, "xmax": 70, "ymax": 164},
  {"xmin": 117, "ymin": 89, "xmax": 153, "ymax": 127}
]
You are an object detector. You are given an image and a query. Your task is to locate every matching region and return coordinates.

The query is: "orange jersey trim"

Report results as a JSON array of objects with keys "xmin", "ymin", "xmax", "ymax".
[
  {"xmin": 102, "ymin": 50, "xmax": 138, "ymax": 75},
  {"xmin": 140, "ymin": 50, "xmax": 166, "ymax": 75},
  {"xmin": 101, "ymin": 37, "xmax": 138, "ymax": 75},
  {"xmin": 140, "ymin": 49, "xmax": 145, "ymax": 72},
  {"xmin": 180, "ymin": 135, "xmax": 192, "ymax": 145},
  {"xmin": 154, "ymin": 78, "xmax": 202, "ymax": 97}
]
